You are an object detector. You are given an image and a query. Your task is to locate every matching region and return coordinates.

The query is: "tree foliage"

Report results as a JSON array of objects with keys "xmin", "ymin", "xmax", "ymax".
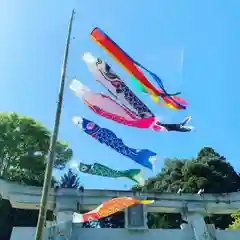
[
  {"xmin": 60, "ymin": 169, "xmax": 81, "ymax": 188},
  {"xmin": 0, "ymin": 112, "xmax": 73, "ymax": 186},
  {"xmin": 228, "ymin": 213, "xmax": 240, "ymax": 230},
  {"xmin": 133, "ymin": 147, "xmax": 240, "ymax": 229},
  {"xmin": 135, "ymin": 147, "xmax": 240, "ymax": 194}
]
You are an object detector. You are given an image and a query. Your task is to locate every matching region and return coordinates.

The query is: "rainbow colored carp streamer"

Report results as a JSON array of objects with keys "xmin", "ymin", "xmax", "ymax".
[{"xmin": 90, "ymin": 27, "xmax": 188, "ymax": 110}]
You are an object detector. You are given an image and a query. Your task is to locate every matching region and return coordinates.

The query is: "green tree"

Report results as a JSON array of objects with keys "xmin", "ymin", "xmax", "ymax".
[
  {"xmin": 0, "ymin": 112, "xmax": 73, "ymax": 238},
  {"xmin": 133, "ymin": 147, "xmax": 240, "ymax": 229},
  {"xmin": 60, "ymin": 168, "xmax": 81, "ymax": 188},
  {"xmin": 228, "ymin": 213, "xmax": 240, "ymax": 230},
  {"xmin": 0, "ymin": 112, "xmax": 73, "ymax": 186}
]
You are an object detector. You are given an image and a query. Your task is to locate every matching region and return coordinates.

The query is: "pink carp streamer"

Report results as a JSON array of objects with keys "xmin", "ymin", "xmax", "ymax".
[
  {"xmin": 72, "ymin": 197, "xmax": 154, "ymax": 223},
  {"xmin": 69, "ymin": 79, "xmax": 163, "ymax": 130}
]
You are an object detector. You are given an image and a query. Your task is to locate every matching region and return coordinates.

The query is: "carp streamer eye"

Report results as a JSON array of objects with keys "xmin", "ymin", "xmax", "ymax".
[
  {"xmin": 80, "ymin": 166, "xmax": 88, "ymax": 172},
  {"xmin": 86, "ymin": 122, "xmax": 95, "ymax": 130}
]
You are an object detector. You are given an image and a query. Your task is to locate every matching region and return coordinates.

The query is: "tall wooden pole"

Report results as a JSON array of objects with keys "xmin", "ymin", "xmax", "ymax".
[{"xmin": 35, "ymin": 9, "xmax": 75, "ymax": 240}]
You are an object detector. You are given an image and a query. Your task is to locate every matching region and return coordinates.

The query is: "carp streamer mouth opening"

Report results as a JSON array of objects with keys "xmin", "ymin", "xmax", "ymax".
[
  {"xmin": 82, "ymin": 52, "xmax": 96, "ymax": 64},
  {"xmin": 72, "ymin": 116, "xmax": 83, "ymax": 127}
]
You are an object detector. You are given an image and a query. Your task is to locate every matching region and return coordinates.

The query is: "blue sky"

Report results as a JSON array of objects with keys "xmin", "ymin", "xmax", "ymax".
[{"xmin": 1, "ymin": 0, "xmax": 239, "ymax": 190}]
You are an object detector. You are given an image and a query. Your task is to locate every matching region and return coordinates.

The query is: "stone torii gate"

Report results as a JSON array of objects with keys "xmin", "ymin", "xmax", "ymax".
[{"xmin": 1, "ymin": 179, "xmax": 240, "ymax": 240}]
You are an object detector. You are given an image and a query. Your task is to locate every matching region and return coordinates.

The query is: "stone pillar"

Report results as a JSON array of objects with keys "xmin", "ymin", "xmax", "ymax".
[
  {"xmin": 187, "ymin": 212, "xmax": 216, "ymax": 240},
  {"xmin": 53, "ymin": 187, "xmax": 81, "ymax": 239},
  {"xmin": 52, "ymin": 211, "xmax": 74, "ymax": 240},
  {"xmin": 125, "ymin": 204, "xmax": 147, "ymax": 229},
  {"xmin": 57, "ymin": 211, "xmax": 74, "ymax": 223}
]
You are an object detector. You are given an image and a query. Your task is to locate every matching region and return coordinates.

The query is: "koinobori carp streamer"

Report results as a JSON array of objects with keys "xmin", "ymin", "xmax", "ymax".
[
  {"xmin": 79, "ymin": 162, "xmax": 145, "ymax": 186},
  {"xmin": 70, "ymin": 78, "xmax": 193, "ymax": 132},
  {"xmin": 90, "ymin": 27, "xmax": 188, "ymax": 110},
  {"xmin": 72, "ymin": 197, "xmax": 154, "ymax": 223},
  {"xmin": 69, "ymin": 79, "xmax": 160, "ymax": 130},
  {"xmin": 72, "ymin": 117, "xmax": 158, "ymax": 170},
  {"xmin": 82, "ymin": 52, "xmax": 154, "ymax": 119}
]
